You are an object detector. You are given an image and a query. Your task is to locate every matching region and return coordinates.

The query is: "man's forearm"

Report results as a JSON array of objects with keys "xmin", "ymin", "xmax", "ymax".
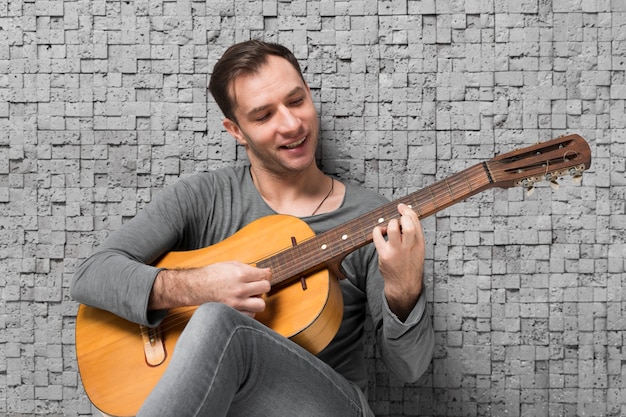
[
  {"xmin": 148, "ymin": 269, "xmax": 200, "ymax": 310},
  {"xmin": 147, "ymin": 262, "xmax": 272, "ymax": 315},
  {"xmin": 384, "ymin": 279, "xmax": 423, "ymax": 322}
]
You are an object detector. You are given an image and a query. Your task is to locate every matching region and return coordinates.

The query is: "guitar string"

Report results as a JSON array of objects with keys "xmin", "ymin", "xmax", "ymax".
[
  {"xmin": 265, "ymin": 152, "xmax": 584, "ymax": 282},
  {"xmin": 268, "ymin": 174, "xmax": 482, "ymax": 272},
  {"xmin": 265, "ymin": 154, "xmax": 582, "ymax": 286},
  {"xmin": 116, "ymin": 174, "xmax": 487, "ymax": 341},
  {"xmin": 260, "ymin": 159, "xmax": 584, "ymax": 281},
  {"xmin": 269, "ymin": 167, "xmax": 491, "ymax": 278},
  {"xmin": 113, "ymin": 158, "xmax": 586, "ymax": 342}
]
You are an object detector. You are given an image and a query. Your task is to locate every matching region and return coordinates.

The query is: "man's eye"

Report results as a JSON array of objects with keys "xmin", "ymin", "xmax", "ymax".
[
  {"xmin": 291, "ymin": 97, "xmax": 304, "ymax": 105},
  {"xmin": 256, "ymin": 113, "xmax": 271, "ymax": 122}
]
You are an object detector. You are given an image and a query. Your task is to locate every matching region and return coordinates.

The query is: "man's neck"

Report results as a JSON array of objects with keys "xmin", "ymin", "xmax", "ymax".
[{"xmin": 250, "ymin": 165, "xmax": 341, "ymax": 217}]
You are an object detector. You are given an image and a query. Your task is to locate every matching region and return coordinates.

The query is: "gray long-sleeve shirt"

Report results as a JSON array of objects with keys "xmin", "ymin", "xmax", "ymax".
[{"xmin": 71, "ymin": 165, "xmax": 434, "ymax": 391}]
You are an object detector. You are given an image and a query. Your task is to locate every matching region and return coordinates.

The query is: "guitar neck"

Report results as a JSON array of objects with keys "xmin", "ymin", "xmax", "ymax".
[{"xmin": 258, "ymin": 162, "xmax": 495, "ymax": 287}]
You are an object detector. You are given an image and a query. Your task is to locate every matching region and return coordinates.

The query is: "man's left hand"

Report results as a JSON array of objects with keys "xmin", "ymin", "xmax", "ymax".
[{"xmin": 372, "ymin": 203, "xmax": 425, "ymax": 321}]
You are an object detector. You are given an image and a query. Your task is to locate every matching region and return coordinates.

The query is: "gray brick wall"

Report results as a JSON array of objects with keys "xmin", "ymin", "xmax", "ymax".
[{"xmin": 1, "ymin": 0, "xmax": 624, "ymax": 416}]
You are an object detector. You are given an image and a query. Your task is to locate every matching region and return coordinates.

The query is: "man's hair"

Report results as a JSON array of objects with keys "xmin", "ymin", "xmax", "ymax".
[{"xmin": 208, "ymin": 40, "xmax": 305, "ymax": 123}]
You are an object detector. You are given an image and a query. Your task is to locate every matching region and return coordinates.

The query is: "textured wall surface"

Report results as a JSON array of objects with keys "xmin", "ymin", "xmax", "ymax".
[{"xmin": 1, "ymin": 0, "xmax": 625, "ymax": 416}]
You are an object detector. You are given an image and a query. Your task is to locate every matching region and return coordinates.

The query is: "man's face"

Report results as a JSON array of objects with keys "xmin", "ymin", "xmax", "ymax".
[{"xmin": 223, "ymin": 55, "xmax": 320, "ymax": 177}]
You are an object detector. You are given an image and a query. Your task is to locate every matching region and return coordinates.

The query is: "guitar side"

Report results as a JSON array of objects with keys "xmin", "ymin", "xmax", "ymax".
[{"xmin": 75, "ymin": 214, "xmax": 343, "ymax": 417}]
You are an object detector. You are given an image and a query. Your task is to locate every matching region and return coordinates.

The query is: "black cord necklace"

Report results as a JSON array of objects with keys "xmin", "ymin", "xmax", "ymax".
[{"xmin": 311, "ymin": 178, "xmax": 334, "ymax": 216}]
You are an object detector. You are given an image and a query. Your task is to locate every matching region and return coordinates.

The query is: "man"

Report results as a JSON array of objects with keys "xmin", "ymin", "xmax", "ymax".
[{"xmin": 71, "ymin": 40, "xmax": 434, "ymax": 416}]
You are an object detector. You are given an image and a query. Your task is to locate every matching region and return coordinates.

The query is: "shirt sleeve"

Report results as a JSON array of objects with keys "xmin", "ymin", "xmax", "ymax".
[
  {"xmin": 70, "ymin": 177, "xmax": 208, "ymax": 326},
  {"xmin": 366, "ymin": 250, "xmax": 435, "ymax": 382}
]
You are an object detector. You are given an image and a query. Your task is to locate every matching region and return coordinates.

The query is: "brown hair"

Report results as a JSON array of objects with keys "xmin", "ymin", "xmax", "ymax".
[{"xmin": 208, "ymin": 40, "xmax": 305, "ymax": 123}]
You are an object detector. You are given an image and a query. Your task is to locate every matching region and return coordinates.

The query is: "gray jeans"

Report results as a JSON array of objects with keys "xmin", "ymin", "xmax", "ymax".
[{"xmin": 137, "ymin": 303, "xmax": 374, "ymax": 417}]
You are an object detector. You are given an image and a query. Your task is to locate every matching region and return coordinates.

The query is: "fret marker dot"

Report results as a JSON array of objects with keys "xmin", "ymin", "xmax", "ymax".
[
  {"xmin": 321, "ymin": 244, "xmax": 327, "ymax": 250},
  {"xmin": 378, "ymin": 218, "xmax": 385, "ymax": 223},
  {"xmin": 342, "ymin": 234, "xmax": 348, "ymax": 240}
]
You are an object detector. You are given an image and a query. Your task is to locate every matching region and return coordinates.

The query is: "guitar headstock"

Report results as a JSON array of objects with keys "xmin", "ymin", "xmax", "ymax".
[{"xmin": 487, "ymin": 134, "xmax": 591, "ymax": 194}]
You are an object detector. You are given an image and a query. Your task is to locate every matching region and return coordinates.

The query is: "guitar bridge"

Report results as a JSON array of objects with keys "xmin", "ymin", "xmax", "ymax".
[{"xmin": 140, "ymin": 325, "xmax": 166, "ymax": 366}]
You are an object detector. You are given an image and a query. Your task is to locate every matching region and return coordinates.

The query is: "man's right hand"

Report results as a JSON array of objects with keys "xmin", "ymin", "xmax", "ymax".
[{"xmin": 148, "ymin": 262, "xmax": 272, "ymax": 317}]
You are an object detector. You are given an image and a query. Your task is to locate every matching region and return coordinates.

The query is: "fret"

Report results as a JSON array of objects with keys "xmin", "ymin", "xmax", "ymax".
[
  {"xmin": 445, "ymin": 178, "xmax": 455, "ymax": 200},
  {"xmin": 463, "ymin": 171, "xmax": 474, "ymax": 192},
  {"xmin": 427, "ymin": 186, "xmax": 439, "ymax": 210}
]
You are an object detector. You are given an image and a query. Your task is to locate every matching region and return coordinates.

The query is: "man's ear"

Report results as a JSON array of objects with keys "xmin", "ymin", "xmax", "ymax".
[{"xmin": 223, "ymin": 118, "xmax": 247, "ymax": 146}]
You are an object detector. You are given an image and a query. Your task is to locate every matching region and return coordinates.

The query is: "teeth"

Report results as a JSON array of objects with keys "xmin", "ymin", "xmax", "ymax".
[{"xmin": 284, "ymin": 137, "xmax": 306, "ymax": 149}]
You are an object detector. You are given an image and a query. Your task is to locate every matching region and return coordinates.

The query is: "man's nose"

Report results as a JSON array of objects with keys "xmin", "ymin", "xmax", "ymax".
[{"xmin": 276, "ymin": 105, "xmax": 300, "ymax": 132}]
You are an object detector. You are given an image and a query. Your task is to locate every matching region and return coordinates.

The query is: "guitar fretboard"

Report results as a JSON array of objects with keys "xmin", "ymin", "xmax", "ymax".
[{"xmin": 257, "ymin": 162, "xmax": 494, "ymax": 287}]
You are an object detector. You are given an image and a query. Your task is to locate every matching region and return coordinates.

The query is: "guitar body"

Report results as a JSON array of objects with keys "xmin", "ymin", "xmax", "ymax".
[{"xmin": 75, "ymin": 214, "xmax": 344, "ymax": 417}]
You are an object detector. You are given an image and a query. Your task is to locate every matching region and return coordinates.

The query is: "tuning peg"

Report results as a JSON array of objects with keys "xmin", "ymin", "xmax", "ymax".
[
  {"xmin": 572, "ymin": 175, "xmax": 583, "ymax": 184},
  {"xmin": 520, "ymin": 178, "xmax": 535, "ymax": 196},
  {"xmin": 550, "ymin": 179, "xmax": 560, "ymax": 190}
]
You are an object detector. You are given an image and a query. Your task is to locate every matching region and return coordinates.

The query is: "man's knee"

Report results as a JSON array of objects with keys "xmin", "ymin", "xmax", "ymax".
[
  {"xmin": 195, "ymin": 302, "xmax": 241, "ymax": 320},
  {"xmin": 189, "ymin": 302, "xmax": 251, "ymax": 335}
]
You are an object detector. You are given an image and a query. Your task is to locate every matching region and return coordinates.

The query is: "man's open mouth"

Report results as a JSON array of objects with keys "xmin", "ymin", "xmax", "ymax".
[{"xmin": 282, "ymin": 137, "xmax": 306, "ymax": 149}]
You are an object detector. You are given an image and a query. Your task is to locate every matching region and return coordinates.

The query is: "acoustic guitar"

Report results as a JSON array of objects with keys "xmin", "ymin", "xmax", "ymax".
[{"xmin": 75, "ymin": 134, "xmax": 591, "ymax": 417}]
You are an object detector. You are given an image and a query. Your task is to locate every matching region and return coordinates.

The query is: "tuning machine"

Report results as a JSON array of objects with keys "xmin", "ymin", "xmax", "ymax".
[
  {"xmin": 569, "ymin": 166, "xmax": 584, "ymax": 184},
  {"xmin": 520, "ymin": 178, "xmax": 536, "ymax": 196},
  {"xmin": 544, "ymin": 172, "xmax": 560, "ymax": 190},
  {"xmin": 514, "ymin": 163, "xmax": 586, "ymax": 196},
  {"xmin": 519, "ymin": 173, "xmax": 560, "ymax": 195}
]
